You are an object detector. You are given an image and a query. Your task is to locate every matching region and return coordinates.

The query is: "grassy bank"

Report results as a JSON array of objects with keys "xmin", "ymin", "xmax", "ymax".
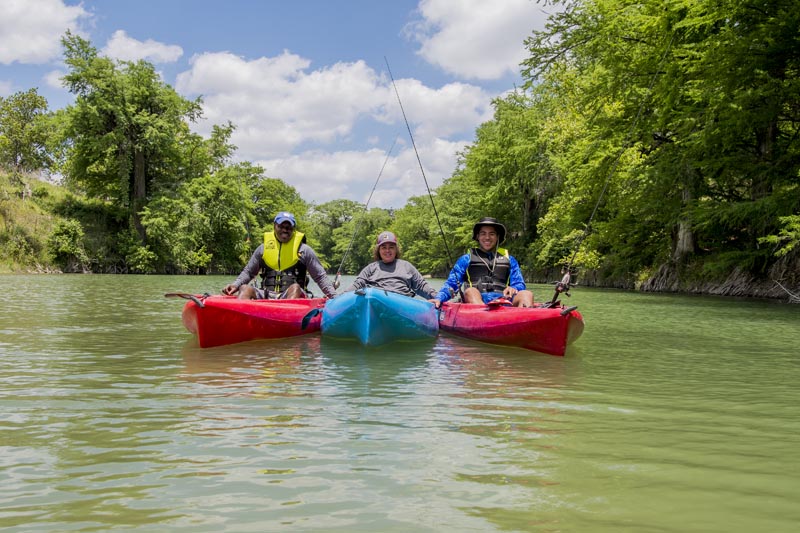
[{"xmin": 0, "ymin": 171, "xmax": 64, "ymax": 273}]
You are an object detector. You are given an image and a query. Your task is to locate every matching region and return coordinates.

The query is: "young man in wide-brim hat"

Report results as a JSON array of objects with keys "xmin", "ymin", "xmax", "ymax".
[{"xmin": 434, "ymin": 217, "xmax": 534, "ymax": 307}]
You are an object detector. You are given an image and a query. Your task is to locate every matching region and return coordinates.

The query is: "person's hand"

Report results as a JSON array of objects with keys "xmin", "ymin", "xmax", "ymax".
[
  {"xmin": 222, "ymin": 284, "xmax": 238, "ymax": 295},
  {"xmin": 503, "ymin": 287, "xmax": 517, "ymax": 299},
  {"xmin": 429, "ymin": 298, "xmax": 441, "ymax": 309}
]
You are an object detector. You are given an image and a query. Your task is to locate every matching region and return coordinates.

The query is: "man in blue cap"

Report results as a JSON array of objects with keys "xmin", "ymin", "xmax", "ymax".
[{"xmin": 223, "ymin": 211, "xmax": 337, "ymax": 299}]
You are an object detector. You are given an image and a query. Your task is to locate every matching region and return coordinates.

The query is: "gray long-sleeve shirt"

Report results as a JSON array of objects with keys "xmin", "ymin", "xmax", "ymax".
[
  {"xmin": 231, "ymin": 243, "xmax": 337, "ymax": 299},
  {"xmin": 346, "ymin": 259, "xmax": 437, "ymax": 299}
]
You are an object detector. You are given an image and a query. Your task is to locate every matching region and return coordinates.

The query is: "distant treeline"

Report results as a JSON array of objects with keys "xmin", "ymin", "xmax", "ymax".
[{"xmin": 1, "ymin": 1, "xmax": 798, "ymax": 300}]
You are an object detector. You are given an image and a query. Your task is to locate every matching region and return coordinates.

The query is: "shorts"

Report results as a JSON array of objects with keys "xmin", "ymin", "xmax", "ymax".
[
  {"xmin": 480, "ymin": 291, "xmax": 513, "ymax": 305},
  {"xmin": 253, "ymin": 287, "xmax": 309, "ymax": 299}
]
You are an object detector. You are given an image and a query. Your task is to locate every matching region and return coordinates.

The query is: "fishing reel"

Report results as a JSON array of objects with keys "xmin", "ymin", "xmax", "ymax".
[{"xmin": 546, "ymin": 267, "xmax": 577, "ymax": 307}]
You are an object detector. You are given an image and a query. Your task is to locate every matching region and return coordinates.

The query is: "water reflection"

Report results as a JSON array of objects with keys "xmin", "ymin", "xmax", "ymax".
[{"xmin": 173, "ymin": 332, "xmax": 569, "ymax": 530}]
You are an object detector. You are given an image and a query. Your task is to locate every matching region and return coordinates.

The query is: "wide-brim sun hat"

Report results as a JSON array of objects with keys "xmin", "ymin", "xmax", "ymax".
[
  {"xmin": 274, "ymin": 211, "xmax": 296, "ymax": 227},
  {"xmin": 376, "ymin": 231, "xmax": 398, "ymax": 246},
  {"xmin": 472, "ymin": 217, "xmax": 506, "ymax": 243}
]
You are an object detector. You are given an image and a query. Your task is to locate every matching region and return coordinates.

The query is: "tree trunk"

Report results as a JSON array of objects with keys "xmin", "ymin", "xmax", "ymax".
[
  {"xmin": 132, "ymin": 147, "xmax": 147, "ymax": 244},
  {"xmin": 672, "ymin": 167, "xmax": 696, "ymax": 262},
  {"xmin": 753, "ymin": 119, "xmax": 776, "ymax": 201}
]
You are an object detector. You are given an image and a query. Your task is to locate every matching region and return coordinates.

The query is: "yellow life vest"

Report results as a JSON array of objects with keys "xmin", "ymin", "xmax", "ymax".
[
  {"xmin": 263, "ymin": 230, "xmax": 305, "ymax": 271},
  {"xmin": 260, "ymin": 230, "xmax": 308, "ymax": 292}
]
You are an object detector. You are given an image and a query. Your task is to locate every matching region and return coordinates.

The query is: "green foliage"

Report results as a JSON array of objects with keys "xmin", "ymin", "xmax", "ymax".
[
  {"xmin": 122, "ymin": 244, "xmax": 158, "ymax": 274},
  {"xmin": 332, "ymin": 207, "xmax": 393, "ymax": 273},
  {"xmin": 61, "ymin": 31, "xmax": 203, "ymax": 244},
  {"xmin": 392, "ymin": 195, "xmax": 447, "ymax": 275},
  {"xmin": 760, "ymin": 215, "xmax": 800, "ymax": 257},
  {"xmin": 3, "ymin": 4, "xmax": 798, "ymax": 293},
  {"xmin": 0, "ymin": 171, "xmax": 60, "ymax": 271},
  {"xmin": 0, "ymin": 226, "xmax": 36, "ymax": 265},
  {"xmin": 47, "ymin": 219, "xmax": 89, "ymax": 271},
  {"xmin": 0, "ymin": 89, "xmax": 53, "ymax": 172},
  {"xmin": 142, "ymin": 171, "xmax": 244, "ymax": 273},
  {"xmin": 308, "ymin": 199, "xmax": 363, "ymax": 271},
  {"xmin": 510, "ymin": 0, "xmax": 800, "ymax": 285},
  {"xmin": 242, "ymin": 167, "xmax": 308, "ymax": 238},
  {"xmin": 49, "ymin": 193, "xmax": 128, "ymax": 272}
]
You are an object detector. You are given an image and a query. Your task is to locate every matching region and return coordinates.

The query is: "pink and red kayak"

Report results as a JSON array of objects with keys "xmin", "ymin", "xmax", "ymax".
[
  {"xmin": 174, "ymin": 294, "xmax": 325, "ymax": 348},
  {"xmin": 437, "ymin": 301, "xmax": 584, "ymax": 356}
]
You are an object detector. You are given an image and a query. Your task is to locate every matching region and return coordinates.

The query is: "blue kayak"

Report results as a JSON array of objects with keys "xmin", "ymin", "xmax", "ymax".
[{"xmin": 321, "ymin": 287, "xmax": 438, "ymax": 346}]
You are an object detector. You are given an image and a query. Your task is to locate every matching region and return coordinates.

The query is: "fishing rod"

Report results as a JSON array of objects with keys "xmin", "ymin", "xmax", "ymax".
[
  {"xmin": 332, "ymin": 137, "xmax": 398, "ymax": 289},
  {"xmin": 384, "ymin": 57, "xmax": 458, "ymax": 282},
  {"xmin": 547, "ymin": 32, "xmax": 677, "ymax": 307}
]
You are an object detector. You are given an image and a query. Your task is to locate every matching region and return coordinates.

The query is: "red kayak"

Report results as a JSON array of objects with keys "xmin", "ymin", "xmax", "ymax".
[
  {"xmin": 437, "ymin": 301, "xmax": 584, "ymax": 356},
  {"xmin": 173, "ymin": 294, "xmax": 325, "ymax": 348}
]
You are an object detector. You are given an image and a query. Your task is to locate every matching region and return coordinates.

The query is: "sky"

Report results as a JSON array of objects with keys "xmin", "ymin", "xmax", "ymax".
[{"xmin": 0, "ymin": 0, "xmax": 558, "ymax": 208}]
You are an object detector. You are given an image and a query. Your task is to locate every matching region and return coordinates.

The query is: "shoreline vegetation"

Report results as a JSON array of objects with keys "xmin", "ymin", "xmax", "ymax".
[
  {"xmin": 2, "ymin": 169, "xmax": 797, "ymax": 304},
  {"xmin": 2, "ymin": 5, "xmax": 799, "ymax": 304}
]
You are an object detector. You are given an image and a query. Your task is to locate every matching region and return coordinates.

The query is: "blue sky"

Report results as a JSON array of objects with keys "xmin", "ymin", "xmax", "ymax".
[{"xmin": 1, "ymin": 0, "xmax": 558, "ymax": 208}]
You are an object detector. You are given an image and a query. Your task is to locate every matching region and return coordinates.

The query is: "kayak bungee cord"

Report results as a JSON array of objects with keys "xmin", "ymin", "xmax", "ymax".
[
  {"xmin": 332, "ymin": 137, "xmax": 398, "ymax": 289},
  {"xmin": 548, "ymin": 32, "xmax": 676, "ymax": 306},
  {"xmin": 384, "ymin": 57, "xmax": 460, "ymax": 300}
]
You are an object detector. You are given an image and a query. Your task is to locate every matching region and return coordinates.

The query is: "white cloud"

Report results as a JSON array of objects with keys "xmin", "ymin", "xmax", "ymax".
[
  {"xmin": 0, "ymin": 0, "xmax": 90, "ymax": 65},
  {"xmin": 102, "ymin": 30, "xmax": 183, "ymax": 63},
  {"xmin": 173, "ymin": 47, "xmax": 498, "ymax": 207},
  {"xmin": 256, "ymin": 138, "xmax": 468, "ymax": 209},
  {"xmin": 378, "ymin": 77, "xmax": 495, "ymax": 141},
  {"xmin": 44, "ymin": 69, "xmax": 66, "ymax": 89},
  {"xmin": 176, "ymin": 50, "xmax": 494, "ymax": 161},
  {"xmin": 178, "ymin": 51, "xmax": 383, "ymax": 158},
  {"xmin": 408, "ymin": 0, "xmax": 553, "ymax": 80}
]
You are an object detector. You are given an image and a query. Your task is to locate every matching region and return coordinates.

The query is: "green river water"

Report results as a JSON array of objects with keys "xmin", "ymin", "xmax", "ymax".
[{"xmin": 0, "ymin": 274, "xmax": 797, "ymax": 532}]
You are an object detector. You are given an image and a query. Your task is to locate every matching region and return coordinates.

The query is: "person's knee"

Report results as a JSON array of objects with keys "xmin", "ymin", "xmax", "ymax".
[
  {"xmin": 515, "ymin": 290, "xmax": 534, "ymax": 307},
  {"xmin": 237, "ymin": 286, "xmax": 257, "ymax": 300},
  {"xmin": 284, "ymin": 284, "xmax": 305, "ymax": 299},
  {"xmin": 463, "ymin": 287, "xmax": 482, "ymax": 304}
]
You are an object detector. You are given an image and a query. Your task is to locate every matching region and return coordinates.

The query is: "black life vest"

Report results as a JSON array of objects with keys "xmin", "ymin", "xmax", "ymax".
[{"xmin": 465, "ymin": 247, "xmax": 511, "ymax": 293}]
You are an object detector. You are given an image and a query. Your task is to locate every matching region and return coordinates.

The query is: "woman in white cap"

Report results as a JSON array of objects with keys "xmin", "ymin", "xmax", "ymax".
[
  {"xmin": 433, "ymin": 217, "xmax": 534, "ymax": 307},
  {"xmin": 223, "ymin": 211, "xmax": 337, "ymax": 300},
  {"xmin": 345, "ymin": 231, "xmax": 438, "ymax": 301}
]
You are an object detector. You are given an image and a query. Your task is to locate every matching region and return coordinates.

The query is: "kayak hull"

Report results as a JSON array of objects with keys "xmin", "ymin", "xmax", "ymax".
[
  {"xmin": 181, "ymin": 295, "xmax": 325, "ymax": 348},
  {"xmin": 321, "ymin": 288, "xmax": 438, "ymax": 346},
  {"xmin": 437, "ymin": 302, "xmax": 584, "ymax": 356}
]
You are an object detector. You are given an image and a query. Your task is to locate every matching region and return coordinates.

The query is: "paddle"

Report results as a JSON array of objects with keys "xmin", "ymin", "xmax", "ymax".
[{"xmin": 164, "ymin": 292, "xmax": 208, "ymax": 308}]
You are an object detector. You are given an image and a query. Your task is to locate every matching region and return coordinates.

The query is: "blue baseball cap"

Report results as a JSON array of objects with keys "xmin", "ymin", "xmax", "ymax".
[{"xmin": 274, "ymin": 212, "xmax": 296, "ymax": 227}]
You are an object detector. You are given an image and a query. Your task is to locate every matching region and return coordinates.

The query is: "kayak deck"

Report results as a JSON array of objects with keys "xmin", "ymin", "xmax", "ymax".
[{"xmin": 321, "ymin": 288, "xmax": 438, "ymax": 346}]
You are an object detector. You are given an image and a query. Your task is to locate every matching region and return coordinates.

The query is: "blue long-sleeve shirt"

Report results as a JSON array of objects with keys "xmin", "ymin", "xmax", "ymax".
[{"xmin": 435, "ymin": 251, "xmax": 527, "ymax": 303}]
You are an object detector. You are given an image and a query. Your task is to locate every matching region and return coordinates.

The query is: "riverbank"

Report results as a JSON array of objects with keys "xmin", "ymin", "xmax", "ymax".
[{"xmin": 533, "ymin": 254, "xmax": 800, "ymax": 303}]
